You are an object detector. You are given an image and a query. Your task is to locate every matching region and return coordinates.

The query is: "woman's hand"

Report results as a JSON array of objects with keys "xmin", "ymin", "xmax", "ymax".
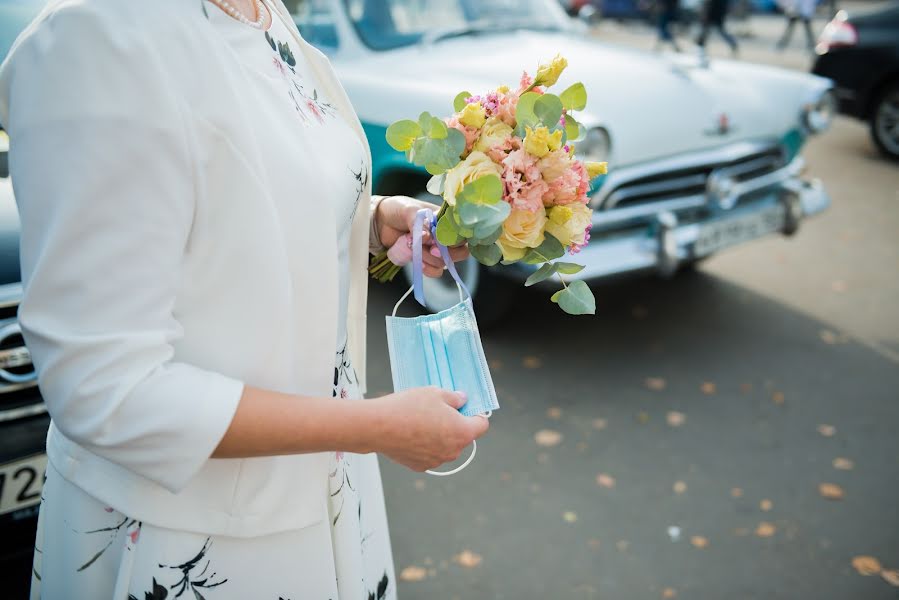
[
  {"xmin": 376, "ymin": 195, "xmax": 470, "ymax": 278},
  {"xmin": 370, "ymin": 387, "xmax": 489, "ymax": 472}
]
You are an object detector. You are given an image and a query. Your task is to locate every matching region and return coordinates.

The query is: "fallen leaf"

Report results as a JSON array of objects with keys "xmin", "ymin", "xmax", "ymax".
[
  {"xmin": 631, "ymin": 305, "xmax": 649, "ymax": 319},
  {"xmin": 881, "ymin": 569, "xmax": 899, "ymax": 586},
  {"xmin": 546, "ymin": 406, "xmax": 562, "ymax": 420},
  {"xmin": 760, "ymin": 499, "xmax": 773, "ymax": 512},
  {"xmin": 833, "ymin": 457, "xmax": 854, "ymax": 470},
  {"xmin": 534, "ymin": 429, "xmax": 562, "ymax": 447},
  {"xmin": 413, "ymin": 479, "xmax": 426, "ymax": 491},
  {"xmin": 755, "ymin": 522, "xmax": 776, "ymax": 537},
  {"xmin": 662, "ymin": 588, "xmax": 677, "ymax": 599},
  {"xmin": 587, "ymin": 538, "xmax": 601, "ymax": 550},
  {"xmin": 700, "ymin": 381, "xmax": 716, "ymax": 395},
  {"xmin": 851, "ymin": 555, "xmax": 882, "ymax": 576},
  {"xmin": 772, "ymin": 391, "xmax": 785, "ymax": 405},
  {"xmin": 740, "ymin": 383, "xmax": 753, "ymax": 394},
  {"xmin": 830, "ymin": 280, "xmax": 847, "ymax": 293},
  {"xmin": 636, "ymin": 411, "xmax": 650, "ymax": 424},
  {"xmin": 489, "ymin": 359, "xmax": 503, "ymax": 370},
  {"xmin": 731, "ymin": 487, "xmax": 744, "ymax": 498},
  {"xmin": 673, "ymin": 480, "xmax": 687, "ymax": 495},
  {"xmin": 645, "ymin": 377, "xmax": 667, "ymax": 391},
  {"xmin": 499, "ymin": 472, "xmax": 512, "ymax": 482},
  {"xmin": 616, "ymin": 540, "xmax": 630, "ymax": 552},
  {"xmin": 690, "ymin": 535, "xmax": 709, "ymax": 549},
  {"xmin": 399, "ymin": 566, "xmax": 428, "ymax": 582},
  {"xmin": 563, "ymin": 511, "xmax": 578, "ymax": 523},
  {"xmin": 523, "ymin": 356, "xmax": 542, "ymax": 369},
  {"xmin": 817, "ymin": 424, "xmax": 836, "ymax": 437},
  {"xmin": 819, "ymin": 483, "xmax": 844, "ymax": 500},
  {"xmin": 666, "ymin": 411, "xmax": 686, "ymax": 427},
  {"xmin": 596, "ymin": 473, "xmax": 616, "ymax": 489},
  {"xmin": 453, "ymin": 550, "xmax": 483, "ymax": 569},
  {"xmin": 592, "ymin": 418, "xmax": 608, "ymax": 431}
]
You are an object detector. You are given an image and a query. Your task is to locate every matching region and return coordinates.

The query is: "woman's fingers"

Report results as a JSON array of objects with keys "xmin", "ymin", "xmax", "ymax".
[{"xmin": 446, "ymin": 244, "xmax": 470, "ymax": 262}]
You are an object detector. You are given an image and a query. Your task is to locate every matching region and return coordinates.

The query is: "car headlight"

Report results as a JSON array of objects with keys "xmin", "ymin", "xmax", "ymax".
[
  {"xmin": 579, "ymin": 126, "xmax": 612, "ymax": 163},
  {"xmin": 802, "ymin": 89, "xmax": 837, "ymax": 134}
]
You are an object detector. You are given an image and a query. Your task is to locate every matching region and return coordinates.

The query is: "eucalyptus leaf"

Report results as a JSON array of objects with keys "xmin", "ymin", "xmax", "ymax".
[
  {"xmin": 411, "ymin": 132, "xmax": 466, "ymax": 175},
  {"xmin": 515, "ymin": 92, "xmax": 540, "ymax": 128},
  {"xmin": 472, "ymin": 224, "xmax": 503, "ymax": 246},
  {"xmin": 522, "ymin": 232, "xmax": 565, "ymax": 265},
  {"xmin": 445, "ymin": 127, "xmax": 467, "ymax": 158},
  {"xmin": 559, "ymin": 82, "xmax": 587, "ymax": 111},
  {"xmin": 534, "ymin": 93, "xmax": 564, "ymax": 128},
  {"xmin": 525, "ymin": 263, "xmax": 559, "ymax": 287},
  {"xmin": 436, "ymin": 211, "xmax": 463, "ymax": 246},
  {"xmin": 470, "ymin": 243, "xmax": 502, "ymax": 266},
  {"xmin": 385, "ymin": 120, "xmax": 422, "ymax": 152},
  {"xmin": 457, "ymin": 198, "xmax": 511, "ymax": 239},
  {"xmin": 418, "ymin": 112, "xmax": 434, "ymax": 136},
  {"xmin": 451, "ymin": 209, "xmax": 475, "ymax": 238},
  {"xmin": 429, "ymin": 118, "xmax": 448, "ymax": 140},
  {"xmin": 454, "ymin": 90, "xmax": 472, "ymax": 113},
  {"xmin": 426, "ymin": 173, "xmax": 445, "ymax": 196},
  {"xmin": 564, "ymin": 114, "xmax": 584, "ymax": 143},
  {"xmin": 457, "ymin": 174, "xmax": 503, "ymax": 206},
  {"xmin": 554, "ymin": 262, "xmax": 585, "ymax": 275},
  {"xmin": 551, "ymin": 280, "xmax": 596, "ymax": 315}
]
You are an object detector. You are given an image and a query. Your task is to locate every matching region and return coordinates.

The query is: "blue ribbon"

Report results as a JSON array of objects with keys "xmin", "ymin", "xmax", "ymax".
[{"xmin": 411, "ymin": 208, "xmax": 472, "ymax": 307}]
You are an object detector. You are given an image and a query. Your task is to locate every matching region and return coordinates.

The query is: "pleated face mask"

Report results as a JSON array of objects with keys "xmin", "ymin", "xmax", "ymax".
[{"xmin": 385, "ymin": 208, "xmax": 499, "ymax": 476}]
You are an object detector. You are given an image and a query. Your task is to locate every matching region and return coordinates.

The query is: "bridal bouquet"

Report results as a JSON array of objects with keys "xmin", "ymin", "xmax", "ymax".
[{"xmin": 369, "ymin": 55, "xmax": 606, "ymax": 315}]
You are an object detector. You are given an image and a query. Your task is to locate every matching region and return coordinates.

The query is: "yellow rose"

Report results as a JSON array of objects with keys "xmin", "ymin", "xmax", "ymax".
[
  {"xmin": 473, "ymin": 117, "xmax": 514, "ymax": 153},
  {"xmin": 545, "ymin": 204, "xmax": 592, "ymax": 248},
  {"xmin": 534, "ymin": 54, "xmax": 568, "ymax": 88},
  {"xmin": 585, "ymin": 161, "xmax": 608, "ymax": 179},
  {"xmin": 496, "ymin": 85, "xmax": 510, "ymax": 94},
  {"xmin": 524, "ymin": 126, "xmax": 563, "ymax": 158},
  {"xmin": 459, "ymin": 102, "xmax": 487, "ymax": 129},
  {"xmin": 442, "ymin": 151, "xmax": 503, "ymax": 206},
  {"xmin": 496, "ymin": 206, "xmax": 547, "ymax": 261}
]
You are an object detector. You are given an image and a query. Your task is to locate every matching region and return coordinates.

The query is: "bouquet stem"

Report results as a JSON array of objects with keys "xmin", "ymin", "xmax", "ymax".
[{"xmin": 369, "ymin": 251, "xmax": 403, "ymax": 282}]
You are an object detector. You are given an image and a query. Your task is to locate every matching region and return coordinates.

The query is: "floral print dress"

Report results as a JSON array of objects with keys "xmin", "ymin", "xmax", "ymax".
[{"xmin": 29, "ymin": 4, "xmax": 394, "ymax": 599}]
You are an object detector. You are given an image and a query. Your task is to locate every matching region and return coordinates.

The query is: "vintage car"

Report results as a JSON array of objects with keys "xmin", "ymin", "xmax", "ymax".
[{"xmin": 291, "ymin": 0, "xmax": 834, "ymax": 317}]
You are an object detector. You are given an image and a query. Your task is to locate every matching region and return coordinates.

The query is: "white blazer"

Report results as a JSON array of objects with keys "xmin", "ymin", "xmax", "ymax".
[{"xmin": 0, "ymin": 0, "xmax": 373, "ymax": 537}]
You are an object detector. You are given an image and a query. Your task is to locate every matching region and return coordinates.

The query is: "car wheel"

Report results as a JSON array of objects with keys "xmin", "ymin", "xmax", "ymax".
[{"xmin": 870, "ymin": 82, "xmax": 899, "ymax": 160}]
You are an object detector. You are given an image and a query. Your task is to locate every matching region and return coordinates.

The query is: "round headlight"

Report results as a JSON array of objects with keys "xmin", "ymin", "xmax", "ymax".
[
  {"xmin": 579, "ymin": 126, "xmax": 612, "ymax": 163},
  {"xmin": 802, "ymin": 90, "xmax": 837, "ymax": 134}
]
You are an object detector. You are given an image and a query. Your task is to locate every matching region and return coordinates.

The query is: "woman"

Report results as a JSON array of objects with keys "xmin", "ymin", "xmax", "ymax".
[
  {"xmin": 695, "ymin": 0, "xmax": 739, "ymax": 57},
  {"xmin": 0, "ymin": 0, "xmax": 489, "ymax": 598},
  {"xmin": 776, "ymin": 0, "xmax": 817, "ymax": 51}
]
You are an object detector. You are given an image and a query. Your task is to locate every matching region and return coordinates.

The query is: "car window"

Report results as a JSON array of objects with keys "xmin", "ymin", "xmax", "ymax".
[{"xmin": 286, "ymin": 0, "xmax": 339, "ymax": 53}]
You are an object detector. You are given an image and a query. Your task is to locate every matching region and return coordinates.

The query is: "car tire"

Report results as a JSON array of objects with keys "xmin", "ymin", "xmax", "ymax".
[{"xmin": 870, "ymin": 82, "xmax": 899, "ymax": 161}]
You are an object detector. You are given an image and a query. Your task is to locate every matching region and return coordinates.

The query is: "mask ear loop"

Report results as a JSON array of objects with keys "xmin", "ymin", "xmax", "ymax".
[{"xmin": 425, "ymin": 412, "xmax": 491, "ymax": 477}]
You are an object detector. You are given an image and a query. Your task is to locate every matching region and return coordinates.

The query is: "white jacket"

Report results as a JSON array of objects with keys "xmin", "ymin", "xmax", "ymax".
[{"xmin": 0, "ymin": 0, "xmax": 373, "ymax": 537}]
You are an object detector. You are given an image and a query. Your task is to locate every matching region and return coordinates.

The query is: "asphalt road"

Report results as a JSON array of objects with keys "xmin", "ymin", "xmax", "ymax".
[{"xmin": 368, "ymin": 27, "xmax": 899, "ymax": 600}]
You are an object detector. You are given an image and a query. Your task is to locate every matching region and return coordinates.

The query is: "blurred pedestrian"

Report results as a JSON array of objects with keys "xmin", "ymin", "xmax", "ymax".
[
  {"xmin": 655, "ymin": 0, "xmax": 683, "ymax": 52},
  {"xmin": 777, "ymin": 0, "xmax": 817, "ymax": 51},
  {"xmin": 695, "ymin": 0, "xmax": 739, "ymax": 57}
]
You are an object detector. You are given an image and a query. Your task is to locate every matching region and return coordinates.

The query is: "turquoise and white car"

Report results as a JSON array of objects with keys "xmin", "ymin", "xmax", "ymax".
[{"xmin": 292, "ymin": 0, "xmax": 834, "ymax": 318}]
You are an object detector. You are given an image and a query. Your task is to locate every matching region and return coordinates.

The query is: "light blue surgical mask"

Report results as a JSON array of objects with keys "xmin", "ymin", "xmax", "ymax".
[{"xmin": 386, "ymin": 208, "xmax": 499, "ymax": 476}]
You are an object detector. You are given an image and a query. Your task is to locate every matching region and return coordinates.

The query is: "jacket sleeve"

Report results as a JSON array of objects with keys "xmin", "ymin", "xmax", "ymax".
[{"xmin": 0, "ymin": 5, "xmax": 244, "ymax": 493}]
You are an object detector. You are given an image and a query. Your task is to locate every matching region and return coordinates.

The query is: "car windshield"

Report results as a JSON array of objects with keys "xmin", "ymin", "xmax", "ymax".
[{"xmin": 343, "ymin": 0, "xmax": 570, "ymax": 51}]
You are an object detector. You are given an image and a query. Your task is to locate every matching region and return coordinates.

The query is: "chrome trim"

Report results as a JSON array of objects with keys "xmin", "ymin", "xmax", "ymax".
[
  {"xmin": 606, "ymin": 173, "xmax": 707, "ymax": 209},
  {"xmin": 0, "ymin": 282, "xmax": 23, "ymax": 308},
  {"xmin": 0, "ymin": 402, "xmax": 47, "ymax": 424}
]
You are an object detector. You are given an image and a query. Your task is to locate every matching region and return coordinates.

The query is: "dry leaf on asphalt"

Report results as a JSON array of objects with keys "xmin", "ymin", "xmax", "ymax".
[
  {"xmin": 772, "ymin": 391, "xmax": 785, "ymax": 405},
  {"xmin": 755, "ymin": 522, "xmax": 777, "ymax": 538},
  {"xmin": 662, "ymin": 588, "xmax": 677, "ymax": 599},
  {"xmin": 690, "ymin": 536, "xmax": 709, "ymax": 549},
  {"xmin": 817, "ymin": 424, "xmax": 837, "ymax": 437},
  {"xmin": 881, "ymin": 569, "xmax": 899, "ymax": 586},
  {"xmin": 453, "ymin": 550, "xmax": 483, "ymax": 568},
  {"xmin": 760, "ymin": 499, "xmax": 773, "ymax": 512},
  {"xmin": 740, "ymin": 383, "xmax": 753, "ymax": 394},
  {"xmin": 830, "ymin": 280, "xmax": 847, "ymax": 292},
  {"xmin": 700, "ymin": 381, "xmax": 716, "ymax": 395},
  {"xmin": 547, "ymin": 407, "xmax": 562, "ymax": 420},
  {"xmin": 399, "ymin": 566, "xmax": 428, "ymax": 582},
  {"xmin": 587, "ymin": 538, "xmax": 601, "ymax": 550},
  {"xmin": 596, "ymin": 473, "xmax": 616, "ymax": 489},
  {"xmin": 563, "ymin": 511, "xmax": 578, "ymax": 523},
  {"xmin": 819, "ymin": 483, "xmax": 845, "ymax": 500},
  {"xmin": 731, "ymin": 487, "xmax": 744, "ymax": 498},
  {"xmin": 833, "ymin": 457, "xmax": 854, "ymax": 470},
  {"xmin": 645, "ymin": 377, "xmax": 667, "ymax": 391},
  {"xmin": 851, "ymin": 556, "xmax": 882, "ymax": 576},
  {"xmin": 499, "ymin": 472, "xmax": 512, "ymax": 482},
  {"xmin": 534, "ymin": 429, "xmax": 562, "ymax": 447},
  {"xmin": 592, "ymin": 418, "xmax": 608, "ymax": 431},
  {"xmin": 666, "ymin": 411, "xmax": 686, "ymax": 427},
  {"xmin": 636, "ymin": 411, "xmax": 650, "ymax": 424},
  {"xmin": 673, "ymin": 481, "xmax": 687, "ymax": 495},
  {"xmin": 522, "ymin": 356, "xmax": 542, "ymax": 369}
]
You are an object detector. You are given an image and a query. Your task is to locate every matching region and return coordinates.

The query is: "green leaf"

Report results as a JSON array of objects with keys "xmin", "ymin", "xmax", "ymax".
[
  {"xmin": 436, "ymin": 211, "xmax": 464, "ymax": 246},
  {"xmin": 451, "ymin": 209, "xmax": 475, "ymax": 237},
  {"xmin": 418, "ymin": 112, "xmax": 434, "ymax": 136},
  {"xmin": 386, "ymin": 120, "xmax": 422, "ymax": 152},
  {"xmin": 454, "ymin": 91, "xmax": 472, "ymax": 113},
  {"xmin": 522, "ymin": 232, "xmax": 565, "ymax": 264},
  {"xmin": 457, "ymin": 198, "xmax": 511, "ymax": 239},
  {"xmin": 410, "ymin": 130, "xmax": 466, "ymax": 175},
  {"xmin": 426, "ymin": 174, "xmax": 445, "ymax": 196},
  {"xmin": 534, "ymin": 94, "xmax": 563, "ymax": 128},
  {"xmin": 445, "ymin": 127, "xmax": 467, "ymax": 158},
  {"xmin": 550, "ymin": 280, "xmax": 596, "ymax": 315},
  {"xmin": 515, "ymin": 92, "xmax": 540, "ymax": 128},
  {"xmin": 554, "ymin": 262, "xmax": 585, "ymax": 275},
  {"xmin": 472, "ymin": 224, "xmax": 503, "ymax": 246},
  {"xmin": 429, "ymin": 118, "xmax": 448, "ymax": 139},
  {"xmin": 457, "ymin": 174, "xmax": 503, "ymax": 206},
  {"xmin": 564, "ymin": 114, "xmax": 584, "ymax": 143},
  {"xmin": 559, "ymin": 82, "xmax": 587, "ymax": 111},
  {"xmin": 470, "ymin": 243, "xmax": 503, "ymax": 266},
  {"xmin": 525, "ymin": 263, "xmax": 559, "ymax": 287}
]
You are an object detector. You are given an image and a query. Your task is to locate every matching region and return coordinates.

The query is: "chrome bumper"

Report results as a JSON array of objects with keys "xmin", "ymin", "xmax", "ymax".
[{"xmin": 502, "ymin": 158, "xmax": 830, "ymax": 282}]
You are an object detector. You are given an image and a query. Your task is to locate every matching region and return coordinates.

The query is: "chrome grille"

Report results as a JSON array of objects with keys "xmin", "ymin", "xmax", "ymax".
[{"xmin": 0, "ymin": 286, "xmax": 43, "ymax": 422}]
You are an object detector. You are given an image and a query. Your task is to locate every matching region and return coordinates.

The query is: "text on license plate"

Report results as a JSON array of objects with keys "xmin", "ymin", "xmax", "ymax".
[
  {"xmin": 0, "ymin": 454, "xmax": 47, "ymax": 516},
  {"xmin": 694, "ymin": 205, "xmax": 786, "ymax": 257}
]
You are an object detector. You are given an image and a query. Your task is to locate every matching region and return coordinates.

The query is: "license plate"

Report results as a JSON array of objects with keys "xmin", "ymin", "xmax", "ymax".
[
  {"xmin": 0, "ymin": 454, "xmax": 47, "ymax": 516},
  {"xmin": 694, "ymin": 204, "xmax": 786, "ymax": 257}
]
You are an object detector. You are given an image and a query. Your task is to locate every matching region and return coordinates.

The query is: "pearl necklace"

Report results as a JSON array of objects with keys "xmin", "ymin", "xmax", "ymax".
[{"xmin": 208, "ymin": 0, "xmax": 266, "ymax": 29}]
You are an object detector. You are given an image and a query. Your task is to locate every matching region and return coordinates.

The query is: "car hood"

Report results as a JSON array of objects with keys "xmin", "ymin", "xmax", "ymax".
[{"xmin": 336, "ymin": 31, "xmax": 830, "ymax": 167}]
